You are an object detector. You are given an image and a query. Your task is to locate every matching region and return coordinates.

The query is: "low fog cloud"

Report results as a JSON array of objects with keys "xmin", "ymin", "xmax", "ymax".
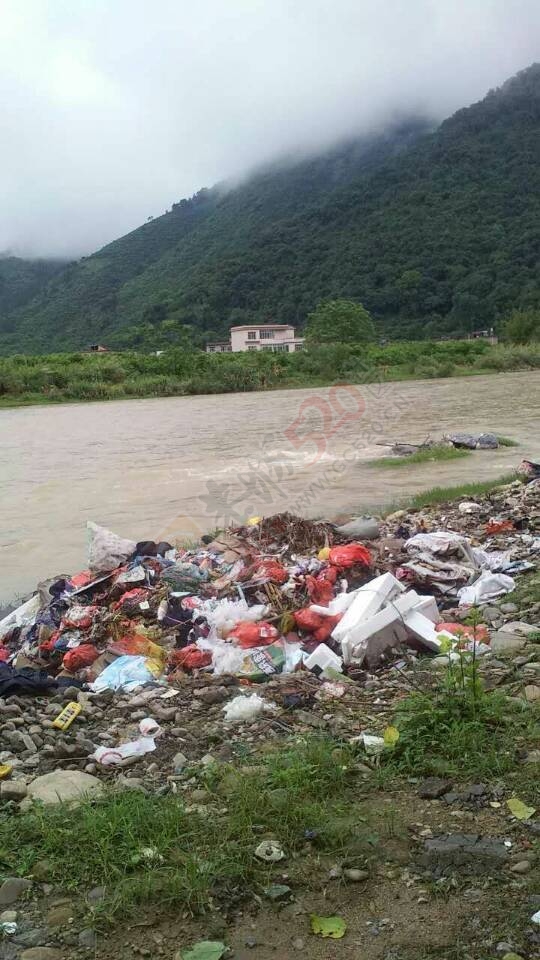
[{"xmin": 1, "ymin": 0, "xmax": 539, "ymax": 258}]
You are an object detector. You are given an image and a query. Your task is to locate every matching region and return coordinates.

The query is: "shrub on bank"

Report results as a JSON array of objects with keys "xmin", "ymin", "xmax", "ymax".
[{"xmin": 0, "ymin": 339, "xmax": 536, "ymax": 405}]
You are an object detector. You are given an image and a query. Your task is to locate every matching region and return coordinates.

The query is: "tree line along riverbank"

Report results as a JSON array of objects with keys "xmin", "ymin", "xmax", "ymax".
[{"xmin": 0, "ymin": 339, "xmax": 539, "ymax": 407}]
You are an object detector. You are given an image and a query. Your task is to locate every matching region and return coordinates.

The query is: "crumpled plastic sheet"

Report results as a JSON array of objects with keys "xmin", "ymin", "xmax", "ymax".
[
  {"xmin": 403, "ymin": 531, "xmax": 511, "ymax": 594},
  {"xmin": 457, "ymin": 571, "xmax": 515, "ymax": 604},
  {"xmin": 87, "ymin": 521, "xmax": 136, "ymax": 573},
  {"xmin": 90, "ymin": 654, "xmax": 164, "ymax": 693},
  {"xmin": 0, "ymin": 594, "xmax": 41, "ymax": 642}
]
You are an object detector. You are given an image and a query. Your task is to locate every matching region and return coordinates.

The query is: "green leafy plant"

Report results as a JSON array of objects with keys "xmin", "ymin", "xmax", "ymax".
[{"xmin": 389, "ymin": 610, "xmax": 535, "ymax": 778}]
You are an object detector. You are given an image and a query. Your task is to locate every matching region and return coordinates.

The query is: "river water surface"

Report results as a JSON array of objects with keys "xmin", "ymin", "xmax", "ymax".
[{"xmin": 1, "ymin": 371, "xmax": 539, "ymax": 604}]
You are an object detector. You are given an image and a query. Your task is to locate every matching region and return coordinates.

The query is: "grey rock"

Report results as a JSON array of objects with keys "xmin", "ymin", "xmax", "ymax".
[
  {"xmin": 46, "ymin": 902, "xmax": 74, "ymax": 926},
  {"xmin": 116, "ymin": 775, "xmax": 146, "ymax": 792},
  {"xmin": 419, "ymin": 834, "xmax": 508, "ymax": 875},
  {"xmin": 510, "ymin": 860, "xmax": 532, "ymax": 874},
  {"xmin": 0, "ymin": 704, "xmax": 21, "ymax": 716},
  {"xmin": 443, "ymin": 792, "xmax": 460, "ymax": 805},
  {"xmin": 13, "ymin": 929, "xmax": 50, "ymax": 949},
  {"xmin": 193, "ymin": 686, "xmax": 229, "ymax": 706},
  {"xmin": 490, "ymin": 632, "xmax": 527, "ymax": 657},
  {"xmin": 335, "ymin": 517, "xmax": 380, "ymax": 540},
  {"xmin": 523, "ymin": 685, "xmax": 540, "ymax": 702},
  {"xmin": 418, "ymin": 777, "xmax": 453, "ymax": 799},
  {"xmin": 0, "ymin": 943, "xmax": 19, "ymax": 960},
  {"xmin": 27, "ymin": 769, "xmax": 104, "ymax": 805},
  {"xmin": 482, "ymin": 606, "xmax": 502, "ymax": 624},
  {"xmin": 500, "ymin": 602, "xmax": 519, "ymax": 614},
  {"xmin": 74, "ymin": 739, "xmax": 96, "ymax": 755},
  {"xmin": 504, "ymin": 621, "xmax": 538, "ymax": 635},
  {"xmin": 172, "ymin": 752, "xmax": 189, "ymax": 774},
  {"xmin": 475, "ymin": 433, "xmax": 498, "ymax": 449},
  {"xmin": 0, "ymin": 781, "xmax": 27, "ymax": 801},
  {"xmin": 148, "ymin": 705, "xmax": 176, "ymax": 721},
  {"xmin": 0, "ymin": 878, "xmax": 32, "ymax": 906},
  {"xmin": 78, "ymin": 928, "xmax": 97, "ymax": 951},
  {"xmin": 22, "ymin": 757, "xmax": 40, "ymax": 770},
  {"xmin": 86, "ymin": 886, "xmax": 106, "ymax": 905},
  {"xmin": 462, "ymin": 783, "xmax": 488, "ymax": 798}
]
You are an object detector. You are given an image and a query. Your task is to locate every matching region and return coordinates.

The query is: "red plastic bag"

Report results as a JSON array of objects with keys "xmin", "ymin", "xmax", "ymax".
[
  {"xmin": 485, "ymin": 519, "xmax": 515, "ymax": 534},
  {"xmin": 227, "ymin": 620, "xmax": 279, "ymax": 649},
  {"xmin": 252, "ymin": 559, "xmax": 289, "ymax": 584},
  {"xmin": 68, "ymin": 570, "xmax": 94, "ymax": 589},
  {"xmin": 61, "ymin": 604, "xmax": 99, "ymax": 630},
  {"xmin": 63, "ymin": 644, "xmax": 99, "ymax": 672},
  {"xmin": 294, "ymin": 608, "xmax": 341, "ymax": 642},
  {"xmin": 168, "ymin": 645, "xmax": 212, "ymax": 671},
  {"xmin": 328, "ymin": 544, "xmax": 371, "ymax": 568},
  {"xmin": 436, "ymin": 622, "xmax": 489, "ymax": 643},
  {"xmin": 39, "ymin": 629, "xmax": 61, "ymax": 654},
  {"xmin": 111, "ymin": 589, "xmax": 150, "ymax": 613},
  {"xmin": 306, "ymin": 566, "xmax": 338, "ymax": 604}
]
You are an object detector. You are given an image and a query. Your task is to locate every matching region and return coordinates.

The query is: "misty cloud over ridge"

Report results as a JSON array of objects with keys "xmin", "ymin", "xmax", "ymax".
[{"xmin": 1, "ymin": 0, "xmax": 539, "ymax": 258}]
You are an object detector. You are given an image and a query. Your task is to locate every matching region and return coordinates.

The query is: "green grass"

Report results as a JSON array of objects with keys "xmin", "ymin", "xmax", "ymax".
[
  {"xmin": 381, "ymin": 473, "xmax": 518, "ymax": 514},
  {"xmin": 0, "ymin": 738, "xmax": 370, "ymax": 923},
  {"xmin": 388, "ymin": 636, "xmax": 540, "ymax": 780},
  {"xmin": 390, "ymin": 686, "xmax": 538, "ymax": 778},
  {"xmin": 506, "ymin": 571, "xmax": 540, "ymax": 615},
  {"xmin": 370, "ymin": 444, "xmax": 471, "ymax": 469},
  {"xmin": 496, "ymin": 435, "xmax": 519, "ymax": 447}
]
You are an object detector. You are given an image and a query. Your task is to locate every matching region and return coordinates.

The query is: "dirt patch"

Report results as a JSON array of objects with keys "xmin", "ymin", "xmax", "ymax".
[{"xmin": 37, "ymin": 790, "xmax": 539, "ymax": 960}]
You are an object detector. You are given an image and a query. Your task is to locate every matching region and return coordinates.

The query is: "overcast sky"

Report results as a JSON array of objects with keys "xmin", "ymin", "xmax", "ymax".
[{"xmin": 1, "ymin": 0, "xmax": 539, "ymax": 259}]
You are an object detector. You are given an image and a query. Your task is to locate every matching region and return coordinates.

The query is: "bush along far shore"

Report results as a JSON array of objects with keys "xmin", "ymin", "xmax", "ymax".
[{"xmin": 0, "ymin": 339, "xmax": 540, "ymax": 406}]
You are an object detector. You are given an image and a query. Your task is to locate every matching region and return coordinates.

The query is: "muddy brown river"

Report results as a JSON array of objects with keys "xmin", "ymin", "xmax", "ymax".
[{"xmin": 1, "ymin": 371, "xmax": 539, "ymax": 604}]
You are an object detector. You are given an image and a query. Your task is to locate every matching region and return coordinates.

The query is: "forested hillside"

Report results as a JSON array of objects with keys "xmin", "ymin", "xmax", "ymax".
[
  {"xmin": 1, "ymin": 64, "xmax": 539, "ymax": 354},
  {"xmin": 0, "ymin": 257, "xmax": 65, "ymax": 317}
]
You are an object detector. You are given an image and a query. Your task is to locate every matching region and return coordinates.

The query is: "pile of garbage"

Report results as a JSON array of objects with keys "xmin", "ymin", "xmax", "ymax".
[{"xmin": 0, "ymin": 473, "xmax": 537, "ymax": 786}]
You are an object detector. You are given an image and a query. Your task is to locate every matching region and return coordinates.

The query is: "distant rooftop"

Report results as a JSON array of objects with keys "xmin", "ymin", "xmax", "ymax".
[{"xmin": 230, "ymin": 324, "xmax": 294, "ymax": 332}]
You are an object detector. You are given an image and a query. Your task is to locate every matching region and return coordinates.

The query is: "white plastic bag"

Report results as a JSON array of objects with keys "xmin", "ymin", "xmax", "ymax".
[
  {"xmin": 198, "ymin": 598, "xmax": 268, "ymax": 637},
  {"xmin": 92, "ymin": 717, "xmax": 161, "ymax": 765},
  {"xmin": 0, "ymin": 594, "xmax": 41, "ymax": 641},
  {"xmin": 223, "ymin": 693, "xmax": 275, "ymax": 723},
  {"xmin": 195, "ymin": 634, "xmax": 246, "ymax": 675},
  {"xmin": 87, "ymin": 521, "xmax": 136, "ymax": 573},
  {"xmin": 458, "ymin": 571, "xmax": 515, "ymax": 604}
]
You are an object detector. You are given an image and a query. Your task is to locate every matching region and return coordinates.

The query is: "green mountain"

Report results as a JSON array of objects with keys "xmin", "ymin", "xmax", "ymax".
[
  {"xmin": 0, "ymin": 256, "xmax": 65, "ymax": 318},
  {"xmin": 1, "ymin": 63, "xmax": 540, "ymax": 354}
]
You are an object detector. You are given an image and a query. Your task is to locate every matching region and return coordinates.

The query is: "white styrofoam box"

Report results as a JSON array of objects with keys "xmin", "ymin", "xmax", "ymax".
[
  {"xmin": 332, "ymin": 572, "xmax": 404, "ymax": 642},
  {"xmin": 402, "ymin": 610, "xmax": 454, "ymax": 652},
  {"xmin": 413, "ymin": 595, "xmax": 440, "ymax": 623},
  {"xmin": 344, "ymin": 619, "xmax": 409, "ymax": 666},
  {"xmin": 303, "ymin": 643, "xmax": 343, "ymax": 677}
]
